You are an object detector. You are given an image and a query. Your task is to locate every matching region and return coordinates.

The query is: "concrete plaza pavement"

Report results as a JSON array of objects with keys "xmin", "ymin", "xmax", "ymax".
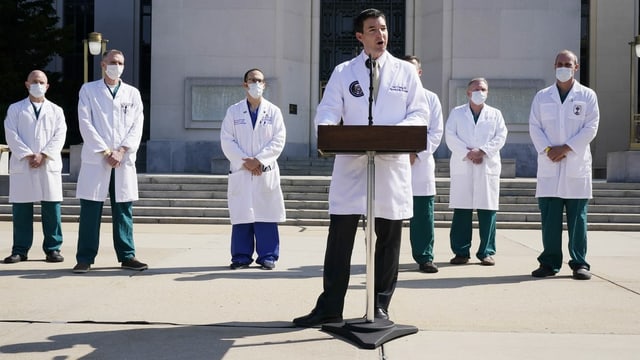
[{"xmin": 0, "ymin": 221, "xmax": 639, "ymax": 359}]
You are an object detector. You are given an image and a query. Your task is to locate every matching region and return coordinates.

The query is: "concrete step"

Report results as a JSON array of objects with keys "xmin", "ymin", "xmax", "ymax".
[{"xmin": 2, "ymin": 174, "xmax": 639, "ymax": 231}]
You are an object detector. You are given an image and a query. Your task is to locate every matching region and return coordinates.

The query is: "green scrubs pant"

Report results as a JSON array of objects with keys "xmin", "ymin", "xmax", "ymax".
[
  {"xmin": 11, "ymin": 201, "xmax": 63, "ymax": 256},
  {"xmin": 409, "ymin": 195, "xmax": 435, "ymax": 264},
  {"xmin": 449, "ymin": 208, "xmax": 496, "ymax": 260},
  {"xmin": 537, "ymin": 197, "xmax": 589, "ymax": 272},
  {"xmin": 76, "ymin": 170, "xmax": 136, "ymax": 264}
]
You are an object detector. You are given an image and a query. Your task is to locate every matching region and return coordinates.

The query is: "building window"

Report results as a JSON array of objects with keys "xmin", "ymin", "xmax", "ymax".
[
  {"xmin": 184, "ymin": 78, "xmax": 271, "ymax": 129},
  {"xmin": 580, "ymin": 0, "xmax": 590, "ymax": 85},
  {"xmin": 319, "ymin": 1, "xmax": 405, "ymax": 84}
]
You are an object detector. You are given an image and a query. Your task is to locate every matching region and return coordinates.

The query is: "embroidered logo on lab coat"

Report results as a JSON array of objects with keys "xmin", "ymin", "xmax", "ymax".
[
  {"xmin": 349, "ymin": 81, "xmax": 364, "ymax": 97},
  {"xmin": 234, "ymin": 118, "xmax": 246, "ymax": 125},
  {"xmin": 573, "ymin": 104, "xmax": 583, "ymax": 116}
]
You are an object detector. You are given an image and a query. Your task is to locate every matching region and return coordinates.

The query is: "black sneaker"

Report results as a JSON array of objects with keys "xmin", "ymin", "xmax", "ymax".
[
  {"xmin": 531, "ymin": 266, "xmax": 556, "ymax": 278},
  {"xmin": 121, "ymin": 257, "xmax": 148, "ymax": 271},
  {"xmin": 45, "ymin": 250, "xmax": 64, "ymax": 263},
  {"xmin": 449, "ymin": 255, "xmax": 470, "ymax": 265},
  {"xmin": 419, "ymin": 262, "xmax": 439, "ymax": 273},
  {"xmin": 230, "ymin": 262, "xmax": 250, "ymax": 270},
  {"xmin": 260, "ymin": 260, "xmax": 275, "ymax": 270},
  {"xmin": 3, "ymin": 254, "xmax": 27, "ymax": 264},
  {"xmin": 73, "ymin": 263, "xmax": 91, "ymax": 273},
  {"xmin": 572, "ymin": 267, "xmax": 592, "ymax": 280}
]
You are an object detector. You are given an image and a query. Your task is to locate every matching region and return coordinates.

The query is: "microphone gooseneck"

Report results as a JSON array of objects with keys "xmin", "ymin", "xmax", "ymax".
[{"xmin": 366, "ymin": 54, "xmax": 375, "ymax": 126}]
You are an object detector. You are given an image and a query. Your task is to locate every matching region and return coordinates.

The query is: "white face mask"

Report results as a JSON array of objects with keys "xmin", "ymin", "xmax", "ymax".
[
  {"xmin": 470, "ymin": 90, "xmax": 487, "ymax": 105},
  {"xmin": 105, "ymin": 64, "xmax": 124, "ymax": 80},
  {"xmin": 247, "ymin": 82, "xmax": 264, "ymax": 99},
  {"xmin": 28, "ymin": 83, "xmax": 47, "ymax": 98},
  {"xmin": 555, "ymin": 67, "xmax": 573, "ymax": 82}
]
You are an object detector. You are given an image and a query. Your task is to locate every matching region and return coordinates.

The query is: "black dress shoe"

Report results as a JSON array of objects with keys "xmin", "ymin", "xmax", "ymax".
[
  {"xmin": 3, "ymin": 254, "xmax": 27, "ymax": 264},
  {"xmin": 45, "ymin": 250, "xmax": 64, "ymax": 263},
  {"xmin": 293, "ymin": 309, "xmax": 342, "ymax": 327},
  {"xmin": 374, "ymin": 307, "xmax": 389, "ymax": 320}
]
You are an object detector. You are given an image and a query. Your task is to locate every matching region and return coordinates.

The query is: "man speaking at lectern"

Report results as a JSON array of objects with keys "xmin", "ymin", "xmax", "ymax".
[{"xmin": 293, "ymin": 8, "xmax": 428, "ymax": 327}]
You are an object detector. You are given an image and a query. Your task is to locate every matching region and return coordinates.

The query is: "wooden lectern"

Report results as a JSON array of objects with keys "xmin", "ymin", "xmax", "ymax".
[{"xmin": 317, "ymin": 124, "xmax": 427, "ymax": 349}]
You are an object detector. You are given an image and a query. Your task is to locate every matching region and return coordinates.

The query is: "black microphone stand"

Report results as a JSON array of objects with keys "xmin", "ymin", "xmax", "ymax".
[{"xmin": 366, "ymin": 54, "xmax": 375, "ymax": 126}]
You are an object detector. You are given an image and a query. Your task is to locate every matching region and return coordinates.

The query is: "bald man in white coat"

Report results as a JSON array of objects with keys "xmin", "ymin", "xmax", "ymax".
[
  {"xmin": 529, "ymin": 50, "xmax": 599, "ymax": 281},
  {"xmin": 3, "ymin": 70, "xmax": 66, "ymax": 264},
  {"xmin": 294, "ymin": 9, "xmax": 428, "ymax": 327}
]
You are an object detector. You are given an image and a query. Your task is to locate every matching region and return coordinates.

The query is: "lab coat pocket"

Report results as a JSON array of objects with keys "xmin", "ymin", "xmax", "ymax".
[
  {"xmin": 10, "ymin": 157, "xmax": 29, "ymax": 174},
  {"xmin": 258, "ymin": 167, "xmax": 279, "ymax": 193},
  {"xmin": 449, "ymin": 156, "xmax": 471, "ymax": 176},
  {"xmin": 227, "ymin": 170, "xmax": 251, "ymax": 197},
  {"xmin": 485, "ymin": 156, "xmax": 502, "ymax": 176},
  {"xmin": 536, "ymin": 154, "xmax": 557, "ymax": 178},
  {"xmin": 565, "ymin": 150, "xmax": 591, "ymax": 178},
  {"xmin": 568, "ymin": 101, "xmax": 587, "ymax": 121},
  {"xmin": 45, "ymin": 157, "xmax": 63, "ymax": 172}
]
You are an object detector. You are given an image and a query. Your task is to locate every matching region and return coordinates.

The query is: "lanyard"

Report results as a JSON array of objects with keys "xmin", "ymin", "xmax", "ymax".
[{"xmin": 31, "ymin": 102, "xmax": 42, "ymax": 120}]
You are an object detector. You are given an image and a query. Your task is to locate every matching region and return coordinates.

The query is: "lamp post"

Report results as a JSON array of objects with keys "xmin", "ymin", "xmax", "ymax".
[
  {"xmin": 630, "ymin": 34, "xmax": 640, "ymax": 149},
  {"xmin": 82, "ymin": 32, "xmax": 109, "ymax": 83}
]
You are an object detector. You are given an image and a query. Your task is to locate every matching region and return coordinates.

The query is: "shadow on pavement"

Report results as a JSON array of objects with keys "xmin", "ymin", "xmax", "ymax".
[{"xmin": 0, "ymin": 321, "xmax": 322, "ymax": 360}]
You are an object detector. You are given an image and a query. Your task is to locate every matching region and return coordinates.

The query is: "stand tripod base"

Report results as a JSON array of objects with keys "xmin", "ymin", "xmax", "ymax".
[{"xmin": 322, "ymin": 318, "xmax": 418, "ymax": 349}]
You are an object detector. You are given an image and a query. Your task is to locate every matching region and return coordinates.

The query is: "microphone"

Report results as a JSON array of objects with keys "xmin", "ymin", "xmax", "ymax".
[{"xmin": 365, "ymin": 58, "xmax": 376, "ymax": 70}]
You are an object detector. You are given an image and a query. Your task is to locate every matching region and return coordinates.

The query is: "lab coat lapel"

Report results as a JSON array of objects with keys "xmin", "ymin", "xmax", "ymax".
[{"xmin": 375, "ymin": 58, "xmax": 396, "ymax": 106}]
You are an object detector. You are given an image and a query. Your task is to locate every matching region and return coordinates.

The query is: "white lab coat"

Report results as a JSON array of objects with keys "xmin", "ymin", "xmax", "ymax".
[
  {"xmin": 220, "ymin": 98, "xmax": 286, "ymax": 224},
  {"xmin": 446, "ymin": 103, "xmax": 507, "ymax": 210},
  {"xmin": 4, "ymin": 98, "xmax": 66, "ymax": 202},
  {"xmin": 529, "ymin": 82, "xmax": 599, "ymax": 199},
  {"xmin": 411, "ymin": 88, "xmax": 443, "ymax": 196},
  {"xmin": 315, "ymin": 51, "xmax": 429, "ymax": 220},
  {"xmin": 76, "ymin": 79, "xmax": 144, "ymax": 202}
]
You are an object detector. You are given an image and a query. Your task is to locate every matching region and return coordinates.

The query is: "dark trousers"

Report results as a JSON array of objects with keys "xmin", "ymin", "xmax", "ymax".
[
  {"xmin": 409, "ymin": 195, "xmax": 435, "ymax": 264},
  {"xmin": 76, "ymin": 170, "xmax": 136, "ymax": 264},
  {"xmin": 11, "ymin": 201, "xmax": 63, "ymax": 256},
  {"xmin": 450, "ymin": 208, "xmax": 497, "ymax": 260},
  {"xmin": 537, "ymin": 197, "xmax": 589, "ymax": 271},
  {"xmin": 314, "ymin": 214, "xmax": 403, "ymax": 316}
]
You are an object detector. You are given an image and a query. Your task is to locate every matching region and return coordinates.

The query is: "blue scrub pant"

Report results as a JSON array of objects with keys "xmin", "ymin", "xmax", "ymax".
[
  {"xmin": 231, "ymin": 222, "xmax": 280, "ymax": 265},
  {"xmin": 76, "ymin": 170, "xmax": 136, "ymax": 264},
  {"xmin": 537, "ymin": 197, "xmax": 589, "ymax": 272},
  {"xmin": 11, "ymin": 201, "xmax": 63, "ymax": 256},
  {"xmin": 450, "ymin": 208, "xmax": 497, "ymax": 260},
  {"xmin": 409, "ymin": 195, "xmax": 435, "ymax": 264}
]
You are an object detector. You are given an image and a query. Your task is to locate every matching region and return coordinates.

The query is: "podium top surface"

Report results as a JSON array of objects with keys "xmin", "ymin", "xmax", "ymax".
[{"xmin": 317, "ymin": 125, "xmax": 427, "ymax": 154}]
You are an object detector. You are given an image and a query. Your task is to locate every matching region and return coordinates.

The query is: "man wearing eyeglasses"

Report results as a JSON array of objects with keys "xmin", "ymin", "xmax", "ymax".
[{"xmin": 220, "ymin": 68, "xmax": 286, "ymax": 271}]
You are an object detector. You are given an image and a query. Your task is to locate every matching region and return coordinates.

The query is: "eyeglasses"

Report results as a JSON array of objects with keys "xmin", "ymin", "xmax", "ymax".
[{"xmin": 246, "ymin": 78, "xmax": 264, "ymax": 84}]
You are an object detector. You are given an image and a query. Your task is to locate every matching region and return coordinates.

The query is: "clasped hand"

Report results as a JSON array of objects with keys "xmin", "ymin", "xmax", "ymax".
[
  {"xmin": 466, "ymin": 148, "xmax": 485, "ymax": 164},
  {"xmin": 546, "ymin": 145, "xmax": 571, "ymax": 162},
  {"xmin": 243, "ymin": 157, "xmax": 263, "ymax": 176},
  {"xmin": 27, "ymin": 153, "xmax": 45, "ymax": 168}
]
